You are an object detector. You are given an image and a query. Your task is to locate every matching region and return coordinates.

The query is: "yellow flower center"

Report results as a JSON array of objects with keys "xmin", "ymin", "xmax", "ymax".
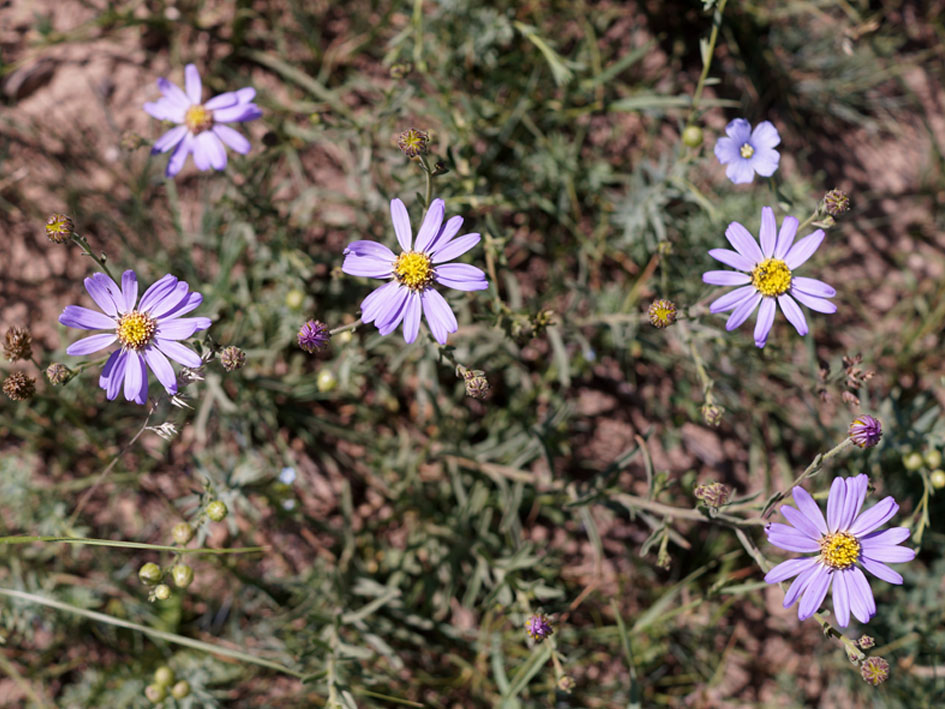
[
  {"xmin": 117, "ymin": 311, "xmax": 156, "ymax": 350},
  {"xmin": 750, "ymin": 258, "xmax": 792, "ymax": 297},
  {"xmin": 184, "ymin": 105, "xmax": 213, "ymax": 134},
  {"xmin": 394, "ymin": 251, "xmax": 434, "ymax": 291},
  {"xmin": 740, "ymin": 142, "xmax": 755, "ymax": 159},
  {"xmin": 819, "ymin": 531, "xmax": 860, "ymax": 570}
]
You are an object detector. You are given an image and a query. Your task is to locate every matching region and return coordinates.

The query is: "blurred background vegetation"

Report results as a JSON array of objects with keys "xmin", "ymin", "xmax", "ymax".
[{"xmin": 1, "ymin": 0, "xmax": 944, "ymax": 706}]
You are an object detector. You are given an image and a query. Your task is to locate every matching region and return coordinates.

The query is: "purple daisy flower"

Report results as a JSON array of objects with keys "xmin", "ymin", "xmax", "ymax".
[
  {"xmin": 144, "ymin": 64, "xmax": 262, "ymax": 178},
  {"xmin": 342, "ymin": 198, "xmax": 488, "ymax": 345},
  {"xmin": 764, "ymin": 474, "xmax": 915, "ymax": 627},
  {"xmin": 714, "ymin": 118, "xmax": 780, "ymax": 184},
  {"xmin": 703, "ymin": 206, "xmax": 836, "ymax": 348},
  {"xmin": 58, "ymin": 271, "xmax": 212, "ymax": 404}
]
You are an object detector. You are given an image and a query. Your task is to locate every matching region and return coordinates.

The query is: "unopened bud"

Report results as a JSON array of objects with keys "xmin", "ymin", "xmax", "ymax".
[
  {"xmin": 923, "ymin": 448, "xmax": 942, "ymax": 469},
  {"xmin": 903, "ymin": 451, "xmax": 924, "ymax": 471},
  {"xmin": 171, "ymin": 564, "xmax": 194, "ymax": 589},
  {"xmin": 152, "ymin": 584, "xmax": 172, "ymax": 601},
  {"xmin": 44, "ymin": 214, "xmax": 74, "ymax": 243},
  {"xmin": 457, "ymin": 366, "xmax": 491, "ymax": 400},
  {"xmin": 557, "ymin": 675, "xmax": 575, "ymax": 693},
  {"xmin": 694, "ymin": 482, "xmax": 732, "ymax": 509},
  {"xmin": 45, "ymin": 362, "xmax": 72, "ymax": 385},
  {"xmin": 119, "ymin": 131, "xmax": 146, "ymax": 151},
  {"xmin": 3, "ymin": 372, "xmax": 35, "ymax": 401},
  {"xmin": 154, "ymin": 666, "xmax": 174, "ymax": 687},
  {"xmin": 860, "ymin": 656, "xmax": 889, "ymax": 686},
  {"xmin": 930, "ymin": 469, "xmax": 945, "ymax": 489},
  {"xmin": 138, "ymin": 562, "xmax": 163, "ymax": 585},
  {"xmin": 144, "ymin": 684, "xmax": 167, "ymax": 703},
  {"xmin": 397, "ymin": 128, "xmax": 429, "ymax": 158},
  {"xmin": 856, "ymin": 635, "xmax": 875, "ymax": 650},
  {"xmin": 525, "ymin": 613, "xmax": 553, "ymax": 642},
  {"xmin": 389, "ymin": 61, "xmax": 413, "ymax": 79},
  {"xmin": 823, "ymin": 189, "xmax": 850, "ymax": 217},
  {"xmin": 316, "ymin": 369, "xmax": 337, "ymax": 392},
  {"xmin": 648, "ymin": 299, "xmax": 677, "ymax": 329},
  {"xmin": 206, "ymin": 500, "xmax": 228, "ymax": 522},
  {"xmin": 219, "ymin": 345, "xmax": 246, "ymax": 372},
  {"xmin": 170, "ymin": 680, "xmax": 191, "ymax": 699},
  {"xmin": 682, "ymin": 125, "xmax": 703, "ymax": 148},
  {"xmin": 701, "ymin": 403, "xmax": 723, "ymax": 427},
  {"xmin": 298, "ymin": 320, "xmax": 330, "ymax": 353},
  {"xmin": 849, "ymin": 415, "xmax": 882, "ymax": 449},
  {"xmin": 171, "ymin": 522, "xmax": 194, "ymax": 545},
  {"xmin": 3, "ymin": 326, "xmax": 32, "ymax": 362}
]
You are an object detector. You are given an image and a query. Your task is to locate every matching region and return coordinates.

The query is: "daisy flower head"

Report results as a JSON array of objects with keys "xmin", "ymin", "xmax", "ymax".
[
  {"xmin": 703, "ymin": 206, "xmax": 836, "ymax": 348},
  {"xmin": 144, "ymin": 64, "xmax": 261, "ymax": 178},
  {"xmin": 58, "ymin": 271, "xmax": 211, "ymax": 404},
  {"xmin": 714, "ymin": 118, "xmax": 780, "ymax": 184},
  {"xmin": 764, "ymin": 474, "xmax": 915, "ymax": 627},
  {"xmin": 342, "ymin": 198, "xmax": 488, "ymax": 345}
]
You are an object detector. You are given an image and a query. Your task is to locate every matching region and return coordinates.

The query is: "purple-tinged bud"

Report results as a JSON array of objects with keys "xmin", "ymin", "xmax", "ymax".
[
  {"xmin": 856, "ymin": 635, "xmax": 875, "ymax": 650},
  {"xmin": 298, "ymin": 320, "xmax": 330, "ymax": 353},
  {"xmin": 701, "ymin": 403, "xmax": 723, "ymax": 427},
  {"xmin": 397, "ymin": 128, "xmax": 429, "ymax": 158},
  {"xmin": 823, "ymin": 189, "xmax": 850, "ymax": 217},
  {"xmin": 44, "ymin": 214, "xmax": 74, "ymax": 244},
  {"xmin": 860, "ymin": 656, "xmax": 889, "ymax": 686},
  {"xmin": 849, "ymin": 415, "xmax": 882, "ymax": 449},
  {"xmin": 525, "ymin": 613, "xmax": 553, "ymax": 642}
]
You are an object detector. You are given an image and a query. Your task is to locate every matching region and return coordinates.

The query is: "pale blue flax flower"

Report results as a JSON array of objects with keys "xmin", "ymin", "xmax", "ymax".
[
  {"xmin": 144, "ymin": 64, "xmax": 261, "ymax": 178},
  {"xmin": 714, "ymin": 118, "xmax": 780, "ymax": 184},
  {"xmin": 703, "ymin": 206, "xmax": 836, "ymax": 348},
  {"xmin": 764, "ymin": 474, "xmax": 915, "ymax": 627},
  {"xmin": 58, "ymin": 271, "xmax": 211, "ymax": 404},
  {"xmin": 342, "ymin": 198, "xmax": 488, "ymax": 345}
]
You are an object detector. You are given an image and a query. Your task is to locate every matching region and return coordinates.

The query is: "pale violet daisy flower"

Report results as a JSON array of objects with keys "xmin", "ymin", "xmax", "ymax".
[
  {"xmin": 764, "ymin": 474, "xmax": 915, "ymax": 627},
  {"xmin": 342, "ymin": 198, "xmax": 488, "ymax": 344},
  {"xmin": 714, "ymin": 118, "xmax": 780, "ymax": 184},
  {"xmin": 144, "ymin": 64, "xmax": 261, "ymax": 178},
  {"xmin": 58, "ymin": 271, "xmax": 211, "ymax": 404},
  {"xmin": 703, "ymin": 206, "xmax": 836, "ymax": 348}
]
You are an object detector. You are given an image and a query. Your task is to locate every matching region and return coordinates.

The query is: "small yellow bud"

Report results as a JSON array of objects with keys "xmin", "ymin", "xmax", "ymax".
[
  {"xmin": 930, "ymin": 469, "xmax": 945, "ymax": 489},
  {"xmin": 285, "ymin": 289, "xmax": 305, "ymax": 309},
  {"xmin": 171, "ymin": 522, "xmax": 195, "ymax": 545},
  {"xmin": 316, "ymin": 369, "xmax": 337, "ymax": 392},
  {"xmin": 170, "ymin": 680, "xmax": 191, "ymax": 699},
  {"xmin": 138, "ymin": 562, "xmax": 163, "ymax": 585},
  {"xmin": 144, "ymin": 684, "xmax": 167, "ymax": 703},
  {"xmin": 153, "ymin": 584, "xmax": 172, "ymax": 601},
  {"xmin": 682, "ymin": 125, "xmax": 703, "ymax": 148},
  {"xmin": 903, "ymin": 452, "xmax": 924, "ymax": 471},
  {"xmin": 172, "ymin": 564, "xmax": 194, "ymax": 589},
  {"xmin": 153, "ymin": 665, "xmax": 175, "ymax": 686},
  {"xmin": 206, "ymin": 500, "xmax": 228, "ymax": 522},
  {"xmin": 923, "ymin": 449, "xmax": 942, "ymax": 469}
]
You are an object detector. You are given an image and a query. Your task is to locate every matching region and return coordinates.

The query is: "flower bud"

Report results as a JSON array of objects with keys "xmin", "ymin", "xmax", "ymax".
[
  {"xmin": 930, "ymin": 469, "xmax": 945, "ymax": 489},
  {"xmin": 285, "ymin": 289, "xmax": 305, "ymax": 310},
  {"xmin": 298, "ymin": 320, "xmax": 330, "ymax": 353},
  {"xmin": 206, "ymin": 500, "xmax": 228, "ymax": 522},
  {"xmin": 170, "ymin": 680, "xmax": 191, "ymax": 699},
  {"xmin": 860, "ymin": 656, "xmax": 889, "ymax": 686},
  {"xmin": 856, "ymin": 634, "xmax": 875, "ymax": 650},
  {"xmin": 457, "ymin": 366, "xmax": 491, "ymax": 400},
  {"xmin": 849, "ymin": 415, "xmax": 882, "ymax": 449},
  {"xmin": 694, "ymin": 481, "xmax": 732, "ymax": 509},
  {"xmin": 648, "ymin": 299, "xmax": 677, "ymax": 329},
  {"xmin": 701, "ymin": 403, "xmax": 723, "ymax": 427},
  {"xmin": 153, "ymin": 666, "xmax": 175, "ymax": 687},
  {"xmin": 219, "ymin": 345, "xmax": 246, "ymax": 372},
  {"xmin": 3, "ymin": 326, "xmax": 32, "ymax": 362},
  {"xmin": 153, "ymin": 584, "xmax": 172, "ymax": 601},
  {"xmin": 44, "ymin": 214, "xmax": 74, "ymax": 243},
  {"xmin": 557, "ymin": 675, "xmax": 575, "ymax": 693},
  {"xmin": 45, "ymin": 362, "xmax": 72, "ymax": 385},
  {"xmin": 823, "ymin": 189, "xmax": 850, "ymax": 217},
  {"xmin": 397, "ymin": 128, "xmax": 429, "ymax": 158},
  {"xmin": 2, "ymin": 371, "xmax": 35, "ymax": 401},
  {"xmin": 316, "ymin": 369, "xmax": 337, "ymax": 392},
  {"xmin": 389, "ymin": 61, "xmax": 413, "ymax": 79},
  {"xmin": 138, "ymin": 562, "xmax": 163, "ymax": 585},
  {"xmin": 682, "ymin": 125, "xmax": 703, "ymax": 148},
  {"xmin": 903, "ymin": 451, "xmax": 924, "ymax": 471},
  {"xmin": 171, "ymin": 522, "xmax": 194, "ymax": 545},
  {"xmin": 172, "ymin": 564, "xmax": 194, "ymax": 589},
  {"xmin": 144, "ymin": 684, "xmax": 167, "ymax": 703},
  {"xmin": 923, "ymin": 448, "xmax": 942, "ymax": 469},
  {"xmin": 525, "ymin": 613, "xmax": 553, "ymax": 642}
]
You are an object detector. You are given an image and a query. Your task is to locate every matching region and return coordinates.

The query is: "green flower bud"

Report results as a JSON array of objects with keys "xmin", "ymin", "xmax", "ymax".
[
  {"xmin": 206, "ymin": 500, "xmax": 228, "ymax": 522},
  {"xmin": 144, "ymin": 684, "xmax": 167, "ymax": 703},
  {"xmin": 930, "ymin": 469, "xmax": 945, "ymax": 489},
  {"xmin": 170, "ymin": 680, "xmax": 191, "ymax": 699},
  {"xmin": 154, "ymin": 665, "xmax": 175, "ymax": 686},
  {"xmin": 138, "ymin": 562, "xmax": 163, "ymax": 585},
  {"xmin": 153, "ymin": 584, "xmax": 172, "ymax": 601},
  {"xmin": 923, "ymin": 448, "xmax": 942, "ymax": 469},
  {"xmin": 172, "ymin": 564, "xmax": 194, "ymax": 589},
  {"xmin": 171, "ymin": 522, "xmax": 195, "ymax": 545},
  {"xmin": 316, "ymin": 369, "xmax": 337, "ymax": 392},
  {"xmin": 285, "ymin": 289, "xmax": 305, "ymax": 310},
  {"xmin": 903, "ymin": 452, "xmax": 924, "ymax": 471},
  {"xmin": 682, "ymin": 125, "xmax": 703, "ymax": 148}
]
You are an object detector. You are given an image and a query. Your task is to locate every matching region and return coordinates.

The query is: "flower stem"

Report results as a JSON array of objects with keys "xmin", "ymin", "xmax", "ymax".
[
  {"xmin": 71, "ymin": 234, "xmax": 117, "ymax": 282},
  {"xmin": 329, "ymin": 318, "xmax": 362, "ymax": 336},
  {"xmin": 688, "ymin": 0, "xmax": 729, "ymax": 123},
  {"xmin": 761, "ymin": 437, "xmax": 854, "ymax": 518}
]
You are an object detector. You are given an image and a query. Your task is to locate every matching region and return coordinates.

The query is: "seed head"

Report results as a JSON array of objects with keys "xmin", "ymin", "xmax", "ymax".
[
  {"xmin": 298, "ymin": 320, "xmax": 331, "ymax": 353},
  {"xmin": 856, "ymin": 635, "xmax": 875, "ymax": 650},
  {"xmin": 397, "ymin": 128, "xmax": 430, "ymax": 158},
  {"xmin": 206, "ymin": 500, "xmax": 228, "ymax": 522},
  {"xmin": 45, "ymin": 362, "xmax": 72, "ymax": 385},
  {"xmin": 823, "ymin": 189, "xmax": 850, "ymax": 217},
  {"xmin": 525, "ymin": 613, "xmax": 553, "ymax": 642},
  {"xmin": 3, "ymin": 326, "xmax": 32, "ymax": 362},
  {"xmin": 457, "ymin": 366, "xmax": 491, "ymax": 400},
  {"xmin": 849, "ymin": 415, "xmax": 882, "ymax": 449},
  {"xmin": 3, "ymin": 372, "xmax": 35, "ymax": 401},
  {"xmin": 860, "ymin": 656, "xmax": 889, "ymax": 686},
  {"xmin": 694, "ymin": 482, "xmax": 732, "ymax": 509},
  {"xmin": 44, "ymin": 214, "xmax": 74, "ymax": 243},
  {"xmin": 219, "ymin": 345, "xmax": 246, "ymax": 372},
  {"xmin": 648, "ymin": 299, "xmax": 677, "ymax": 328}
]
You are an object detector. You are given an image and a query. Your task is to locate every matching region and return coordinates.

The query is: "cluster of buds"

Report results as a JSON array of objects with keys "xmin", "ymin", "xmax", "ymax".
[
  {"xmin": 525, "ymin": 613, "xmax": 553, "ymax": 642},
  {"xmin": 3, "ymin": 372, "xmax": 35, "ymax": 401},
  {"xmin": 816, "ymin": 354, "xmax": 875, "ymax": 406},
  {"xmin": 694, "ymin": 481, "xmax": 732, "ymax": 511},
  {"xmin": 145, "ymin": 665, "xmax": 190, "ymax": 703},
  {"xmin": 3, "ymin": 326, "xmax": 32, "ymax": 362}
]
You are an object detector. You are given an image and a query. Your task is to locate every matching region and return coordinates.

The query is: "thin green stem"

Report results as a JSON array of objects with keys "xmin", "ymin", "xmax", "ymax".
[
  {"xmin": 418, "ymin": 155, "xmax": 433, "ymax": 212},
  {"xmin": 329, "ymin": 318, "xmax": 362, "ymax": 336},
  {"xmin": 71, "ymin": 234, "xmax": 117, "ymax": 282},
  {"xmin": 0, "ymin": 535, "xmax": 264, "ymax": 555},
  {"xmin": 688, "ymin": 0, "xmax": 729, "ymax": 123},
  {"xmin": 761, "ymin": 438, "xmax": 854, "ymax": 518}
]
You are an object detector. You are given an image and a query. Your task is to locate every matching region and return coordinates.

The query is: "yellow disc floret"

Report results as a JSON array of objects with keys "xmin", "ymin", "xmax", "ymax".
[
  {"xmin": 117, "ymin": 311, "xmax": 156, "ymax": 350},
  {"xmin": 819, "ymin": 531, "xmax": 860, "ymax": 570},
  {"xmin": 740, "ymin": 143, "xmax": 755, "ymax": 159},
  {"xmin": 184, "ymin": 105, "xmax": 213, "ymax": 134},
  {"xmin": 751, "ymin": 258, "xmax": 792, "ymax": 297},
  {"xmin": 394, "ymin": 251, "xmax": 434, "ymax": 291}
]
